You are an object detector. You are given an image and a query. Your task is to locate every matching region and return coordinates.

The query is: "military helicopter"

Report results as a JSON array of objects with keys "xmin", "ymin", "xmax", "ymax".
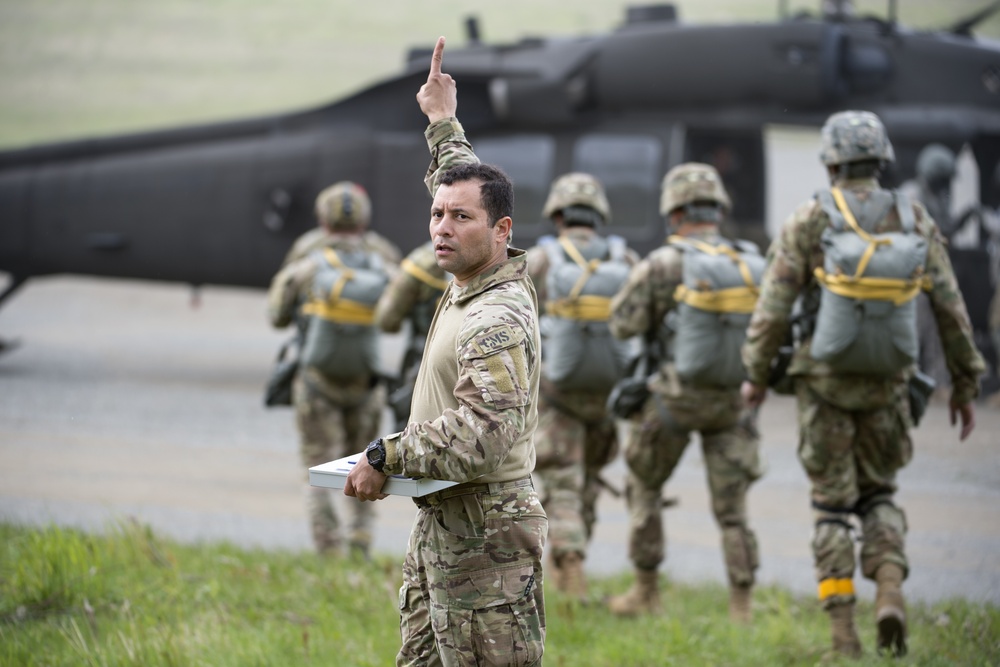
[{"xmin": 1, "ymin": 0, "xmax": 998, "ymax": 319}]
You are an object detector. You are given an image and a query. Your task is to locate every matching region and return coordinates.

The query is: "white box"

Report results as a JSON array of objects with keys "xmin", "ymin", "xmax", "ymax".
[{"xmin": 309, "ymin": 453, "xmax": 458, "ymax": 498}]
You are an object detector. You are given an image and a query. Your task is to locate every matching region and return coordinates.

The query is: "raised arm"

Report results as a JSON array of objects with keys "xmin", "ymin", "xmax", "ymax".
[{"xmin": 417, "ymin": 36, "xmax": 479, "ymax": 196}]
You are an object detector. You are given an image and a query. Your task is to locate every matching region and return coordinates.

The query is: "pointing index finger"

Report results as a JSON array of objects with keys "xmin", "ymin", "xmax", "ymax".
[{"xmin": 429, "ymin": 36, "xmax": 445, "ymax": 77}]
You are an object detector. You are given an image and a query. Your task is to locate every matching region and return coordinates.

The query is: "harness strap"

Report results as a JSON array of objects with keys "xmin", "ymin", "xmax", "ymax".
[
  {"xmin": 814, "ymin": 187, "xmax": 932, "ymax": 304},
  {"xmin": 402, "ymin": 257, "xmax": 449, "ymax": 292},
  {"xmin": 668, "ymin": 235, "xmax": 760, "ymax": 312}
]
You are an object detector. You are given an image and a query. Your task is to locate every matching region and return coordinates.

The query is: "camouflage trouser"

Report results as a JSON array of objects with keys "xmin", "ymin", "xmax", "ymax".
[
  {"xmin": 294, "ymin": 374, "xmax": 385, "ymax": 554},
  {"xmin": 532, "ymin": 392, "xmax": 618, "ymax": 561},
  {"xmin": 397, "ymin": 478, "xmax": 547, "ymax": 667},
  {"xmin": 795, "ymin": 381, "xmax": 911, "ymax": 609},
  {"xmin": 622, "ymin": 387, "xmax": 761, "ymax": 586}
]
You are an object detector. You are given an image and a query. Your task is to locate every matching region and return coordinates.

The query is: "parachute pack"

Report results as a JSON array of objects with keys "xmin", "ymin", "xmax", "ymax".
[
  {"xmin": 668, "ymin": 235, "xmax": 766, "ymax": 388},
  {"xmin": 300, "ymin": 247, "xmax": 389, "ymax": 380},
  {"xmin": 809, "ymin": 187, "xmax": 930, "ymax": 376},
  {"xmin": 541, "ymin": 234, "xmax": 632, "ymax": 392}
]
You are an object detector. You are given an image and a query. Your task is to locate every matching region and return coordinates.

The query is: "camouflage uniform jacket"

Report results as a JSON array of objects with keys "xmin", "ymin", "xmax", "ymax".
[
  {"xmin": 267, "ymin": 233, "xmax": 381, "ymax": 403},
  {"xmin": 609, "ymin": 226, "xmax": 731, "ymax": 399},
  {"xmin": 375, "ymin": 240, "xmax": 448, "ymax": 335},
  {"xmin": 742, "ymin": 176, "xmax": 985, "ymax": 407},
  {"xmin": 380, "ymin": 116, "xmax": 541, "ymax": 484}
]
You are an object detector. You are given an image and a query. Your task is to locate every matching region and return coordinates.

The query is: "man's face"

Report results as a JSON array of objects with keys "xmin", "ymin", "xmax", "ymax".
[{"xmin": 429, "ymin": 179, "xmax": 509, "ymax": 285}]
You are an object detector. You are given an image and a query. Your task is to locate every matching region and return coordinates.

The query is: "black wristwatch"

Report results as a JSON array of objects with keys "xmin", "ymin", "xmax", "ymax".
[{"xmin": 365, "ymin": 437, "xmax": 387, "ymax": 473}]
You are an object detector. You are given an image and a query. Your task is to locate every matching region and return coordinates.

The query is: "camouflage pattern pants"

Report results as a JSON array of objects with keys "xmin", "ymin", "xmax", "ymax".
[
  {"xmin": 532, "ymin": 391, "xmax": 618, "ymax": 561},
  {"xmin": 795, "ymin": 381, "xmax": 911, "ymax": 609},
  {"xmin": 622, "ymin": 386, "xmax": 761, "ymax": 586},
  {"xmin": 293, "ymin": 373, "xmax": 385, "ymax": 554},
  {"xmin": 397, "ymin": 478, "xmax": 547, "ymax": 667}
]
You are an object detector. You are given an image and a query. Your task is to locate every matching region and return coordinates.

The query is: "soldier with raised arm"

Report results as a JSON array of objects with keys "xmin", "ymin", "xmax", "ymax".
[{"xmin": 345, "ymin": 37, "xmax": 546, "ymax": 667}]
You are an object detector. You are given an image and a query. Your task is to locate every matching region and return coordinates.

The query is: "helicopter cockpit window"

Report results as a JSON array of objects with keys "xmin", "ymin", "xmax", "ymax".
[
  {"xmin": 475, "ymin": 135, "xmax": 556, "ymax": 228},
  {"xmin": 572, "ymin": 134, "xmax": 662, "ymax": 229}
]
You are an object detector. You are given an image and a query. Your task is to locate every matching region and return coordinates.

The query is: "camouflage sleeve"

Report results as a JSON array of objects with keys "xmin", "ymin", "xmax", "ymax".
[
  {"xmin": 608, "ymin": 248, "xmax": 681, "ymax": 340},
  {"xmin": 915, "ymin": 205, "xmax": 986, "ymax": 405},
  {"xmin": 424, "ymin": 117, "xmax": 480, "ymax": 197},
  {"xmin": 742, "ymin": 200, "xmax": 818, "ymax": 385},
  {"xmin": 525, "ymin": 245, "xmax": 550, "ymax": 306},
  {"xmin": 266, "ymin": 258, "xmax": 314, "ymax": 328},
  {"xmin": 374, "ymin": 269, "xmax": 422, "ymax": 333},
  {"xmin": 385, "ymin": 286, "xmax": 537, "ymax": 482}
]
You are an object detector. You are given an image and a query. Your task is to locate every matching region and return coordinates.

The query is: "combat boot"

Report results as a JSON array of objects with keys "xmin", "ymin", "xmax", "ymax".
[
  {"xmin": 608, "ymin": 568, "xmax": 661, "ymax": 617},
  {"xmin": 875, "ymin": 563, "xmax": 907, "ymax": 657},
  {"xmin": 557, "ymin": 552, "xmax": 587, "ymax": 601},
  {"xmin": 729, "ymin": 584, "xmax": 753, "ymax": 624},
  {"xmin": 828, "ymin": 602, "xmax": 863, "ymax": 659}
]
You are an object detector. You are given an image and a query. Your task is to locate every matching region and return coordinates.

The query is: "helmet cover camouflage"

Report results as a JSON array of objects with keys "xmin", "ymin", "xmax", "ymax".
[
  {"xmin": 314, "ymin": 181, "xmax": 372, "ymax": 230},
  {"xmin": 659, "ymin": 162, "xmax": 731, "ymax": 216},
  {"xmin": 541, "ymin": 172, "xmax": 612, "ymax": 223},
  {"xmin": 915, "ymin": 143, "xmax": 956, "ymax": 183},
  {"xmin": 819, "ymin": 110, "xmax": 895, "ymax": 166}
]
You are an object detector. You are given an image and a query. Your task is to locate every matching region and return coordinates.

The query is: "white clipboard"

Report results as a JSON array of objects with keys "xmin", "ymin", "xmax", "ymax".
[{"xmin": 309, "ymin": 453, "xmax": 458, "ymax": 498}]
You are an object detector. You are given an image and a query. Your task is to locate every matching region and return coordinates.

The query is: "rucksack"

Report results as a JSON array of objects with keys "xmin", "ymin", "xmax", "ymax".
[
  {"xmin": 809, "ymin": 186, "xmax": 930, "ymax": 376},
  {"xmin": 668, "ymin": 235, "xmax": 766, "ymax": 388},
  {"xmin": 299, "ymin": 247, "xmax": 389, "ymax": 380},
  {"xmin": 541, "ymin": 234, "xmax": 632, "ymax": 392}
]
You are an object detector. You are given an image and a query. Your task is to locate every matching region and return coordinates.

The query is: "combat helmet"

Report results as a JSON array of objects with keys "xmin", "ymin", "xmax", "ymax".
[
  {"xmin": 819, "ymin": 110, "xmax": 895, "ymax": 166},
  {"xmin": 916, "ymin": 143, "xmax": 956, "ymax": 186},
  {"xmin": 314, "ymin": 181, "xmax": 372, "ymax": 231},
  {"xmin": 542, "ymin": 172, "xmax": 612, "ymax": 225},
  {"xmin": 659, "ymin": 162, "xmax": 731, "ymax": 217}
]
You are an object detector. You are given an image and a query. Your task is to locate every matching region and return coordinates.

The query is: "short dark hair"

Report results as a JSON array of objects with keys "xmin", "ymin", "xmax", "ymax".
[{"xmin": 439, "ymin": 162, "xmax": 514, "ymax": 227}]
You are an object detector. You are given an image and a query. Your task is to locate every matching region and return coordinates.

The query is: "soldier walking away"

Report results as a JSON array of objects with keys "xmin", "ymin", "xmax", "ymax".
[
  {"xmin": 344, "ymin": 36, "xmax": 547, "ymax": 666},
  {"xmin": 526, "ymin": 173, "xmax": 638, "ymax": 602},
  {"xmin": 282, "ymin": 196, "xmax": 402, "ymax": 268},
  {"xmin": 606, "ymin": 163, "xmax": 765, "ymax": 623},
  {"xmin": 375, "ymin": 240, "xmax": 450, "ymax": 432},
  {"xmin": 267, "ymin": 181, "xmax": 395, "ymax": 558},
  {"xmin": 741, "ymin": 110, "xmax": 985, "ymax": 659}
]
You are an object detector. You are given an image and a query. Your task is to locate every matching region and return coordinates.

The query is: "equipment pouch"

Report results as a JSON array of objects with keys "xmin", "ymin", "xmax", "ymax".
[
  {"xmin": 907, "ymin": 369, "xmax": 936, "ymax": 427},
  {"xmin": 264, "ymin": 335, "xmax": 299, "ymax": 407}
]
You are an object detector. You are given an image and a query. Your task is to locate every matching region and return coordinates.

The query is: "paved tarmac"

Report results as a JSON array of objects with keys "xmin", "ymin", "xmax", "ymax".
[{"xmin": 1, "ymin": 275, "xmax": 998, "ymax": 605}]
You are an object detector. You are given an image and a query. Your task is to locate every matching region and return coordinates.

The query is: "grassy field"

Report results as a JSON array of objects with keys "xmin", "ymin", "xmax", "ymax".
[
  {"xmin": 0, "ymin": 0, "xmax": 997, "ymax": 149},
  {"xmin": 2, "ymin": 521, "xmax": 998, "ymax": 666}
]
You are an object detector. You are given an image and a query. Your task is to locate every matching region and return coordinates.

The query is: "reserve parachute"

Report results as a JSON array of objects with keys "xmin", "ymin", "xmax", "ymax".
[
  {"xmin": 300, "ymin": 247, "xmax": 389, "ymax": 379},
  {"xmin": 668, "ymin": 236, "xmax": 766, "ymax": 387},
  {"xmin": 809, "ymin": 187, "xmax": 930, "ymax": 376},
  {"xmin": 541, "ymin": 235, "xmax": 632, "ymax": 391}
]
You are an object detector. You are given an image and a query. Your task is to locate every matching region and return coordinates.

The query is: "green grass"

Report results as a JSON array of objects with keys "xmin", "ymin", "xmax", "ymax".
[
  {"xmin": 2, "ymin": 521, "xmax": 998, "ymax": 666},
  {"xmin": 0, "ymin": 0, "xmax": 997, "ymax": 149}
]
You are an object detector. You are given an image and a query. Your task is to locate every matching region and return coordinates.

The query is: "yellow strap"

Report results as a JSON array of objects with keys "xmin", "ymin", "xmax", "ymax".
[
  {"xmin": 402, "ymin": 258, "xmax": 449, "ymax": 292},
  {"xmin": 556, "ymin": 235, "xmax": 603, "ymax": 301},
  {"xmin": 674, "ymin": 284, "xmax": 759, "ymax": 314},
  {"xmin": 818, "ymin": 578, "xmax": 855, "ymax": 601},
  {"xmin": 558, "ymin": 235, "xmax": 590, "ymax": 269},
  {"xmin": 301, "ymin": 298, "xmax": 376, "ymax": 325},
  {"xmin": 669, "ymin": 235, "xmax": 758, "ymax": 290},
  {"xmin": 814, "ymin": 267, "xmax": 932, "ymax": 306},
  {"xmin": 546, "ymin": 295, "xmax": 612, "ymax": 321},
  {"xmin": 322, "ymin": 247, "xmax": 344, "ymax": 268},
  {"xmin": 830, "ymin": 187, "xmax": 892, "ymax": 279}
]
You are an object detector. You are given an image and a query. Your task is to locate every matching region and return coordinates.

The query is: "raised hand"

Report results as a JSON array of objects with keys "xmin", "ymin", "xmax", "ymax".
[{"xmin": 416, "ymin": 36, "xmax": 457, "ymax": 123}]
